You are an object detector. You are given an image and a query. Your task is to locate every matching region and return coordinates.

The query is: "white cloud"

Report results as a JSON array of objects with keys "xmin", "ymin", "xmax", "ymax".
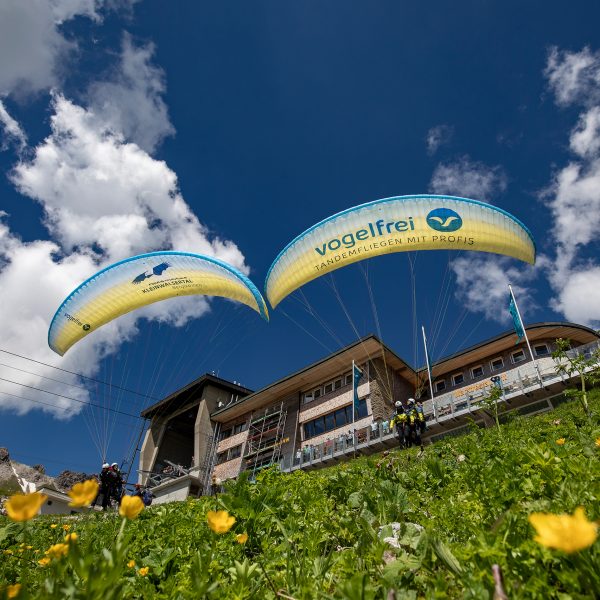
[
  {"xmin": 87, "ymin": 34, "xmax": 175, "ymax": 153},
  {"xmin": 11, "ymin": 95, "xmax": 246, "ymax": 268},
  {"xmin": 570, "ymin": 106, "xmax": 600, "ymax": 158},
  {"xmin": 429, "ymin": 155, "xmax": 507, "ymax": 201},
  {"xmin": 426, "ymin": 124, "xmax": 453, "ymax": 155},
  {"xmin": 0, "ymin": 0, "xmax": 71, "ymax": 95},
  {"xmin": 0, "ymin": 0, "xmax": 134, "ymax": 97},
  {"xmin": 545, "ymin": 46, "xmax": 600, "ymax": 108},
  {"xmin": 450, "ymin": 255, "xmax": 538, "ymax": 324},
  {"xmin": 0, "ymin": 100, "xmax": 27, "ymax": 151},
  {"xmin": 542, "ymin": 47, "xmax": 600, "ymax": 326},
  {"xmin": 0, "ymin": 95, "xmax": 248, "ymax": 419}
]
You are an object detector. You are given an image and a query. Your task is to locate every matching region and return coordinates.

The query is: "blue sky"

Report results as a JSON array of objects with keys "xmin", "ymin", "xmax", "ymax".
[{"xmin": 1, "ymin": 0, "xmax": 599, "ymax": 477}]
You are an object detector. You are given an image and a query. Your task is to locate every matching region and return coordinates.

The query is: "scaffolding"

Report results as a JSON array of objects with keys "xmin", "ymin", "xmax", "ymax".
[{"xmin": 243, "ymin": 402, "xmax": 287, "ymax": 479}]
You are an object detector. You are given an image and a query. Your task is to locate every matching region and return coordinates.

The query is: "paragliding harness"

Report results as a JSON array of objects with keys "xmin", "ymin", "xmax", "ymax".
[
  {"xmin": 415, "ymin": 403, "xmax": 427, "ymax": 433},
  {"xmin": 391, "ymin": 408, "xmax": 409, "ymax": 448}
]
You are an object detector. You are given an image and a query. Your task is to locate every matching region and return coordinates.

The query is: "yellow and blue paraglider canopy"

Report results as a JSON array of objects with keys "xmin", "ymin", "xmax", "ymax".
[
  {"xmin": 48, "ymin": 251, "xmax": 269, "ymax": 356},
  {"xmin": 265, "ymin": 194, "xmax": 535, "ymax": 308}
]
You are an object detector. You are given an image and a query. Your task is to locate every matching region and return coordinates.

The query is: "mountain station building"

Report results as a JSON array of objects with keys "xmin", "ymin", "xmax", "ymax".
[{"xmin": 137, "ymin": 322, "xmax": 599, "ymax": 504}]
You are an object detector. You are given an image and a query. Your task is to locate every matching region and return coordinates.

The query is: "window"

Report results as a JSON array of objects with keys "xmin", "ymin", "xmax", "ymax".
[
  {"xmin": 228, "ymin": 445, "xmax": 242, "ymax": 459},
  {"xmin": 452, "ymin": 373, "xmax": 465, "ymax": 386},
  {"xmin": 490, "ymin": 357, "xmax": 504, "ymax": 371},
  {"xmin": 512, "ymin": 349, "xmax": 526, "ymax": 363},
  {"xmin": 334, "ymin": 407, "xmax": 346, "ymax": 426},
  {"xmin": 324, "ymin": 382, "xmax": 334, "ymax": 394},
  {"xmin": 345, "ymin": 373, "xmax": 353, "ymax": 386},
  {"xmin": 435, "ymin": 380, "xmax": 446, "ymax": 393},
  {"xmin": 303, "ymin": 399, "xmax": 369, "ymax": 440},
  {"xmin": 220, "ymin": 429, "xmax": 232, "ymax": 441},
  {"xmin": 471, "ymin": 365, "xmax": 484, "ymax": 379},
  {"xmin": 303, "ymin": 387, "xmax": 322, "ymax": 404},
  {"xmin": 334, "ymin": 378, "xmax": 342, "ymax": 390},
  {"xmin": 233, "ymin": 422, "xmax": 247, "ymax": 435},
  {"xmin": 534, "ymin": 344, "xmax": 550, "ymax": 356},
  {"xmin": 325, "ymin": 412, "xmax": 335, "ymax": 431},
  {"xmin": 217, "ymin": 445, "xmax": 242, "ymax": 463}
]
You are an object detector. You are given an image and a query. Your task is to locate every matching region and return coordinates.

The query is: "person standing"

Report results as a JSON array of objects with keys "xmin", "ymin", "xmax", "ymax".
[
  {"xmin": 406, "ymin": 398, "xmax": 424, "ymax": 450},
  {"xmin": 110, "ymin": 463, "xmax": 124, "ymax": 505},
  {"xmin": 98, "ymin": 463, "xmax": 115, "ymax": 510},
  {"xmin": 391, "ymin": 401, "xmax": 408, "ymax": 449}
]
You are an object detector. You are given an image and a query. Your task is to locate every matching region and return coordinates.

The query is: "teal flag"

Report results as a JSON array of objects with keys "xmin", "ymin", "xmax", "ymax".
[
  {"xmin": 508, "ymin": 295, "xmax": 525, "ymax": 342},
  {"xmin": 353, "ymin": 364, "xmax": 363, "ymax": 414}
]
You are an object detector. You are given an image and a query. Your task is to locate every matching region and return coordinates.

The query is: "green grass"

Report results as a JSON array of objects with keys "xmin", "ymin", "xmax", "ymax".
[{"xmin": 1, "ymin": 391, "xmax": 600, "ymax": 599}]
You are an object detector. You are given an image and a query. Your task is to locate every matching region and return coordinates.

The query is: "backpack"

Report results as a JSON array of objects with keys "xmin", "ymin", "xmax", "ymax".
[{"xmin": 142, "ymin": 490, "xmax": 153, "ymax": 506}]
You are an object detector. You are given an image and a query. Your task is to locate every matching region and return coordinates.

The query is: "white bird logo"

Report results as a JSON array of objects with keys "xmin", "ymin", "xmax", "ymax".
[{"xmin": 428, "ymin": 216, "xmax": 460, "ymax": 227}]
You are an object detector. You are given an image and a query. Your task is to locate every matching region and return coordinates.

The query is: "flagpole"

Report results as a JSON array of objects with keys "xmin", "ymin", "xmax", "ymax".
[
  {"xmin": 508, "ymin": 284, "xmax": 542, "ymax": 386},
  {"xmin": 422, "ymin": 326, "xmax": 437, "ymax": 421},
  {"xmin": 352, "ymin": 359, "xmax": 356, "ymax": 425}
]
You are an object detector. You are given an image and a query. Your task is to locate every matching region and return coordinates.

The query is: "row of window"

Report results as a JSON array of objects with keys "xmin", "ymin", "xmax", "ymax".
[
  {"xmin": 433, "ymin": 344, "xmax": 550, "ymax": 393},
  {"xmin": 303, "ymin": 366, "xmax": 368, "ymax": 405},
  {"xmin": 303, "ymin": 371, "xmax": 355, "ymax": 404},
  {"xmin": 220, "ymin": 421, "xmax": 247, "ymax": 440},
  {"xmin": 216, "ymin": 444, "xmax": 242, "ymax": 464},
  {"xmin": 303, "ymin": 399, "xmax": 368, "ymax": 440}
]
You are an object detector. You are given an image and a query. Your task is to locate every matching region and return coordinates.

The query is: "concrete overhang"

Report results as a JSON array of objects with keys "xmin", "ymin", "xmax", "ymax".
[{"xmin": 210, "ymin": 335, "xmax": 417, "ymax": 423}]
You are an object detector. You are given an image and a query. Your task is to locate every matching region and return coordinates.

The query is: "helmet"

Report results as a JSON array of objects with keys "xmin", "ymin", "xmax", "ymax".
[
  {"xmin": 394, "ymin": 401, "xmax": 402, "ymax": 408},
  {"xmin": 111, "ymin": 463, "xmax": 118, "ymax": 468},
  {"xmin": 102, "ymin": 463, "xmax": 110, "ymax": 469},
  {"xmin": 408, "ymin": 398, "xmax": 415, "ymax": 404}
]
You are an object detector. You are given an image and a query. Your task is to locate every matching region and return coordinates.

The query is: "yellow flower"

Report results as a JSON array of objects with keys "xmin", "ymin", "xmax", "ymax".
[
  {"xmin": 45, "ymin": 543, "xmax": 69, "ymax": 559},
  {"xmin": 235, "ymin": 533, "xmax": 248, "ymax": 544},
  {"xmin": 206, "ymin": 510, "xmax": 236, "ymax": 534},
  {"xmin": 555, "ymin": 438, "xmax": 566, "ymax": 445},
  {"xmin": 26, "ymin": 546, "xmax": 32, "ymax": 550},
  {"xmin": 38, "ymin": 557, "xmax": 51, "ymax": 567},
  {"xmin": 127, "ymin": 560, "xmax": 136, "ymax": 568},
  {"xmin": 50, "ymin": 524, "xmax": 57, "ymax": 529},
  {"xmin": 62, "ymin": 524, "xmax": 71, "ymax": 531},
  {"xmin": 139, "ymin": 567, "xmax": 149, "ymax": 577},
  {"xmin": 3, "ymin": 549, "xmax": 13, "ymax": 555},
  {"xmin": 5, "ymin": 492, "xmax": 47, "ymax": 522},
  {"xmin": 67, "ymin": 479, "xmax": 99, "ymax": 507},
  {"xmin": 7, "ymin": 584, "xmax": 21, "ymax": 598},
  {"xmin": 119, "ymin": 495, "xmax": 144, "ymax": 520},
  {"xmin": 595, "ymin": 437, "xmax": 600, "ymax": 448},
  {"xmin": 529, "ymin": 507, "xmax": 598, "ymax": 553},
  {"xmin": 64, "ymin": 532, "xmax": 78, "ymax": 543}
]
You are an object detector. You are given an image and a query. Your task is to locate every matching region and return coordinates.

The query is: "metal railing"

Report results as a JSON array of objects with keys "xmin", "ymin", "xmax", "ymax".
[{"xmin": 280, "ymin": 348, "xmax": 598, "ymax": 472}]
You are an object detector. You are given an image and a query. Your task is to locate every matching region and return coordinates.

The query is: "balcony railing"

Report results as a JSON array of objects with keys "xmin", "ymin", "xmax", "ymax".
[{"xmin": 281, "ymin": 347, "xmax": 598, "ymax": 473}]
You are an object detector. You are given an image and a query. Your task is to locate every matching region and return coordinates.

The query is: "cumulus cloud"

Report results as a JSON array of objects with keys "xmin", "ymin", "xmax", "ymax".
[
  {"xmin": 87, "ymin": 34, "xmax": 175, "ymax": 153},
  {"xmin": 11, "ymin": 95, "xmax": 245, "ymax": 268},
  {"xmin": 426, "ymin": 124, "xmax": 453, "ymax": 155},
  {"xmin": 0, "ymin": 100, "xmax": 27, "ymax": 151},
  {"xmin": 0, "ymin": 95, "xmax": 247, "ymax": 418},
  {"xmin": 545, "ymin": 46, "xmax": 600, "ymax": 108},
  {"xmin": 429, "ymin": 155, "xmax": 507, "ymax": 202},
  {"xmin": 450, "ymin": 255, "xmax": 539, "ymax": 324},
  {"xmin": 0, "ymin": 0, "xmax": 133, "ymax": 96},
  {"xmin": 542, "ymin": 47, "xmax": 600, "ymax": 326}
]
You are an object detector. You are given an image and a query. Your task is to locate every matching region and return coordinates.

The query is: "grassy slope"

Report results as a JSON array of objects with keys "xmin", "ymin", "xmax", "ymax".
[{"xmin": 1, "ymin": 392, "xmax": 599, "ymax": 599}]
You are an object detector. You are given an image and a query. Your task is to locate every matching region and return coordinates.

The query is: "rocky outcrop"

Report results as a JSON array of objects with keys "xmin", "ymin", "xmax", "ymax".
[{"xmin": 55, "ymin": 470, "xmax": 94, "ymax": 491}]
